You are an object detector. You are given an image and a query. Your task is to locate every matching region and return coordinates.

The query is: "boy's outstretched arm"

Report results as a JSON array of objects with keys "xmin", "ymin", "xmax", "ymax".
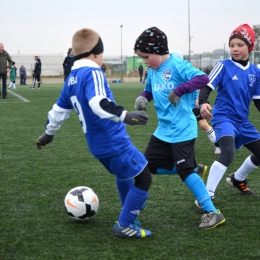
[
  {"xmin": 89, "ymin": 96, "xmax": 149, "ymax": 125},
  {"xmin": 36, "ymin": 104, "xmax": 72, "ymax": 149}
]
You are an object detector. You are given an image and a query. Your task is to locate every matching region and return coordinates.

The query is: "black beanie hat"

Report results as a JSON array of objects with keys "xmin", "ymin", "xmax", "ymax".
[{"xmin": 134, "ymin": 27, "xmax": 169, "ymax": 55}]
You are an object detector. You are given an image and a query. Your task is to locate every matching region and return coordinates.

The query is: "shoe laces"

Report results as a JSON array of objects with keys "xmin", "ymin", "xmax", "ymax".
[{"xmin": 201, "ymin": 212, "xmax": 214, "ymax": 222}]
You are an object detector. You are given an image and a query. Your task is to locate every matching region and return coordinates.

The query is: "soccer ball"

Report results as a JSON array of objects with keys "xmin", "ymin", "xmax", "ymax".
[{"xmin": 64, "ymin": 186, "xmax": 99, "ymax": 221}]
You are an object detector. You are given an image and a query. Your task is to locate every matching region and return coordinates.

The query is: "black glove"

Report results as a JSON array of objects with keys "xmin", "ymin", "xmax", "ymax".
[
  {"xmin": 168, "ymin": 90, "xmax": 180, "ymax": 107},
  {"xmin": 123, "ymin": 111, "xmax": 149, "ymax": 125},
  {"xmin": 37, "ymin": 133, "xmax": 54, "ymax": 150}
]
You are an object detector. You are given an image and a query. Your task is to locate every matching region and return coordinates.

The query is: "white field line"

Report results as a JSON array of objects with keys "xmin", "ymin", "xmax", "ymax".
[{"xmin": 7, "ymin": 90, "xmax": 30, "ymax": 102}]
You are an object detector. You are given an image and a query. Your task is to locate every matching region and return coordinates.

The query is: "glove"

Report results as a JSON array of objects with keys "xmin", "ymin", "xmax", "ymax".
[
  {"xmin": 123, "ymin": 111, "xmax": 149, "ymax": 125},
  {"xmin": 135, "ymin": 96, "xmax": 148, "ymax": 111},
  {"xmin": 37, "ymin": 133, "xmax": 54, "ymax": 150},
  {"xmin": 168, "ymin": 90, "xmax": 180, "ymax": 107}
]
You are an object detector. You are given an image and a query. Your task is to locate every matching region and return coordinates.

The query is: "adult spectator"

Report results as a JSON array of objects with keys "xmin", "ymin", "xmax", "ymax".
[
  {"xmin": 63, "ymin": 48, "xmax": 74, "ymax": 81},
  {"xmin": 31, "ymin": 56, "xmax": 42, "ymax": 89},
  {"xmin": 0, "ymin": 43, "xmax": 12, "ymax": 98},
  {"xmin": 138, "ymin": 63, "xmax": 144, "ymax": 83},
  {"xmin": 19, "ymin": 65, "xmax": 26, "ymax": 85}
]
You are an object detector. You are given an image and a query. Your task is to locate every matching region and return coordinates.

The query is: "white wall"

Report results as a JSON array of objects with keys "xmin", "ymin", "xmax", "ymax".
[{"xmin": 10, "ymin": 53, "xmax": 64, "ymax": 76}]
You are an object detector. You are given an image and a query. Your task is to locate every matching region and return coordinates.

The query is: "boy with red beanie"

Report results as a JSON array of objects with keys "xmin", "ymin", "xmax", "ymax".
[{"xmin": 199, "ymin": 24, "xmax": 260, "ymax": 200}]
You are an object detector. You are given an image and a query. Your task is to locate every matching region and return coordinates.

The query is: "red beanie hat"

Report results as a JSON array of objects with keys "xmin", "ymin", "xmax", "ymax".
[{"xmin": 229, "ymin": 24, "xmax": 255, "ymax": 52}]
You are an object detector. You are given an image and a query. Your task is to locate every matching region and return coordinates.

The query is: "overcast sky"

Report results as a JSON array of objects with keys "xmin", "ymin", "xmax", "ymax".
[{"xmin": 1, "ymin": 0, "xmax": 260, "ymax": 57}]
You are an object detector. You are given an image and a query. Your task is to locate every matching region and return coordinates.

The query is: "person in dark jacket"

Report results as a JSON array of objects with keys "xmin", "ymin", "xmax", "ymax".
[
  {"xmin": 138, "ymin": 63, "xmax": 143, "ymax": 82},
  {"xmin": 0, "ymin": 43, "xmax": 12, "ymax": 98},
  {"xmin": 63, "ymin": 48, "xmax": 74, "ymax": 81},
  {"xmin": 31, "ymin": 56, "xmax": 42, "ymax": 89}
]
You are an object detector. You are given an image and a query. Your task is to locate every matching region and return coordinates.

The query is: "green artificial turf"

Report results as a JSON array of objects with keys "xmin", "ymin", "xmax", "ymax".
[{"xmin": 1, "ymin": 83, "xmax": 260, "ymax": 260}]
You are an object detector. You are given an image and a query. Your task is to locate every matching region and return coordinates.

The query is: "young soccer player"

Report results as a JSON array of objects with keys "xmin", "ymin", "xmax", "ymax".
[
  {"xmin": 134, "ymin": 26, "xmax": 225, "ymax": 230},
  {"xmin": 8, "ymin": 62, "xmax": 17, "ymax": 89},
  {"xmin": 36, "ymin": 28, "xmax": 153, "ymax": 239},
  {"xmin": 199, "ymin": 24, "xmax": 260, "ymax": 199}
]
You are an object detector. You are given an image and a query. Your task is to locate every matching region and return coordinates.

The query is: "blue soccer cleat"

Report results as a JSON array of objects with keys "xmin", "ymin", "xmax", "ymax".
[{"xmin": 113, "ymin": 221, "xmax": 152, "ymax": 238}]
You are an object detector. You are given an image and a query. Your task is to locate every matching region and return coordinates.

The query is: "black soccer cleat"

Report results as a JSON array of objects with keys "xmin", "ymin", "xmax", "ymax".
[{"xmin": 226, "ymin": 173, "xmax": 255, "ymax": 195}]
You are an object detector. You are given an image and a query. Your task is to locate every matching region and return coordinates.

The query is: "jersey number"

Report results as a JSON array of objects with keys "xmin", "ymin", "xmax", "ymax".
[{"xmin": 70, "ymin": 96, "xmax": 87, "ymax": 134}]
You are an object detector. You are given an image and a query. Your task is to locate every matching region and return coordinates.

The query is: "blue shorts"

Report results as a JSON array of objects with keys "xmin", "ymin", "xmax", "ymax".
[
  {"xmin": 213, "ymin": 120, "xmax": 260, "ymax": 150},
  {"xmin": 99, "ymin": 145, "xmax": 147, "ymax": 180}
]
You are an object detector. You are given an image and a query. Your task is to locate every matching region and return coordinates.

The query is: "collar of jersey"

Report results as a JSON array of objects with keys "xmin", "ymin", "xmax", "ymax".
[{"xmin": 72, "ymin": 59, "xmax": 100, "ymax": 70}]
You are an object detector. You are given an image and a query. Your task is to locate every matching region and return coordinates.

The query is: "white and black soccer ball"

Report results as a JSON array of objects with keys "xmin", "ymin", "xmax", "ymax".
[{"xmin": 64, "ymin": 186, "xmax": 99, "ymax": 221}]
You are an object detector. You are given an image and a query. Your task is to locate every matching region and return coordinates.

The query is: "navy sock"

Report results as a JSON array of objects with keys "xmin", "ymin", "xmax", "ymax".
[
  {"xmin": 119, "ymin": 185, "xmax": 148, "ymax": 227},
  {"xmin": 116, "ymin": 177, "xmax": 133, "ymax": 207}
]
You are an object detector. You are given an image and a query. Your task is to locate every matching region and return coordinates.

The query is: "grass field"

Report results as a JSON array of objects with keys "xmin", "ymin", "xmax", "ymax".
[{"xmin": 1, "ymin": 83, "xmax": 260, "ymax": 260}]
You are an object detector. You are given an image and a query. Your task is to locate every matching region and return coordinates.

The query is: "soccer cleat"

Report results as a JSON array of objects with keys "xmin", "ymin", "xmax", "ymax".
[
  {"xmin": 197, "ymin": 164, "xmax": 208, "ymax": 181},
  {"xmin": 215, "ymin": 147, "xmax": 221, "ymax": 154},
  {"xmin": 198, "ymin": 210, "xmax": 225, "ymax": 230},
  {"xmin": 113, "ymin": 221, "xmax": 152, "ymax": 239},
  {"xmin": 194, "ymin": 196, "xmax": 214, "ymax": 211},
  {"xmin": 226, "ymin": 173, "xmax": 254, "ymax": 195}
]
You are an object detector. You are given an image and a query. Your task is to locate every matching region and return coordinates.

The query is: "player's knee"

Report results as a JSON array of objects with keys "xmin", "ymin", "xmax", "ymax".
[
  {"xmin": 217, "ymin": 146, "xmax": 235, "ymax": 166},
  {"xmin": 134, "ymin": 166, "xmax": 152, "ymax": 191},
  {"xmin": 178, "ymin": 167, "xmax": 194, "ymax": 182}
]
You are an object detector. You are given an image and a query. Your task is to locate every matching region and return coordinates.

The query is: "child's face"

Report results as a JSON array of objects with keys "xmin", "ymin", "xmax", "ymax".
[
  {"xmin": 135, "ymin": 51, "xmax": 163, "ymax": 70},
  {"xmin": 229, "ymin": 38, "xmax": 249, "ymax": 61}
]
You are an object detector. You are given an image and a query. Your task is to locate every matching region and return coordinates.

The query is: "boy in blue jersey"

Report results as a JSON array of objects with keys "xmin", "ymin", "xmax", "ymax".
[
  {"xmin": 133, "ymin": 26, "xmax": 225, "ymax": 230},
  {"xmin": 36, "ymin": 28, "xmax": 153, "ymax": 239},
  {"xmin": 199, "ymin": 24, "xmax": 260, "ymax": 199}
]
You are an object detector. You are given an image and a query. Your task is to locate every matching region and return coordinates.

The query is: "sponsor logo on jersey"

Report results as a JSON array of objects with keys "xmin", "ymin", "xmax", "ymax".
[
  {"xmin": 68, "ymin": 76, "xmax": 78, "ymax": 86},
  {"xmin": 232, "ymin": 75, "xmax": 238, "ymax": 80},
  {"xmin": 162, "ymin": 69, "xmax": 171, "ymax": 81},
  {"xmin": 249, "ymin": 74, "xmax": 256, "ymax": 86},
  {"xmin": 153, "ymin": 82, "xmax": 175, "ymax": 92}
]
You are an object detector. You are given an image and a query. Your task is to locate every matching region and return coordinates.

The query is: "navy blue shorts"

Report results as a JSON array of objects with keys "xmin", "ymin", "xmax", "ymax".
[
  {"xmin": 214, "ymin": 120, "xmax": 260, "ymax": 149},
  {"xmin": 99, "ymin": 145, "xmax": 147, "ymax": 180}
]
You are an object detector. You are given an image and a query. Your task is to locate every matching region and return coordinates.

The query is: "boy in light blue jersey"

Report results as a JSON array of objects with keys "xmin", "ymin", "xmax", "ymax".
[
  {"xmin": 134, "ymin": 26, "xmax": 225, "ymax": 230},
  {"xmin": 200, "ymin": 24, "xmax": 260, "ymax": 199},
  {"xmin": 36, "ymin": 28, "xmax": 153, "ymax": 239}
]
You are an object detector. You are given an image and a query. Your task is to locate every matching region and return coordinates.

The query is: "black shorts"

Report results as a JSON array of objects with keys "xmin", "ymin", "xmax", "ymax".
[{"xmin": 144, "ymin": 135, "xmax": 197, "ymax": 181}]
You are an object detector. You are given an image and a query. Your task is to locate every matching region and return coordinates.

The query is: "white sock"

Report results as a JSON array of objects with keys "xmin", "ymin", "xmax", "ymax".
[
  {"xmin": 206, "ymin": 161, "xmax": 227, "ymax": 197},
  {"xmin": 8, "ymin": 82, "xmax": 13, "ymax": 88},
  {"xmin": 14, "ymin": 84, "xmax": 16, "ymax": 89},
  {"xmin": 234, "ymin": 156, "xmax": 258, "ymax": 181},
  {"xmin": 205, "ymin": 127, "xmax": 216, "ymax": 143}
]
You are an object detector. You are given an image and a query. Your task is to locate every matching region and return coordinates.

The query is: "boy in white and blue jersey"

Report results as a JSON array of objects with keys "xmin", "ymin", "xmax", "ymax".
[
  {"xmin": 36, "ymin": 28, "xmax": 153, "ymax": 239},
  {"xmin": 134, "ymin": 27, "xmax": 225, "ymax": 230},
  {"xmin": 200, "ymin": 24, "xmax": 260, "ymax": 199}
]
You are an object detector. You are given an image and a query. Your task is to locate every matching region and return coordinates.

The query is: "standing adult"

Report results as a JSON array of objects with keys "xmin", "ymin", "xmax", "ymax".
[
  {"xmin": 31, "ymin": 56, "xmax": 42, "ymax": 89},
  {"xmin": 63, "ymin": 48, "xmax": 74, "ymax": 81},
  {"xmin": 0, "ymin": 43, "xmax": 12, "ymax": 98},
  {"xmin": 19, "ymin": 65, "xmax": 27, "ymax": 85},
  {"xmin": 138, "ymin": 63, "xmax": 143, "ymax": 82}
]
